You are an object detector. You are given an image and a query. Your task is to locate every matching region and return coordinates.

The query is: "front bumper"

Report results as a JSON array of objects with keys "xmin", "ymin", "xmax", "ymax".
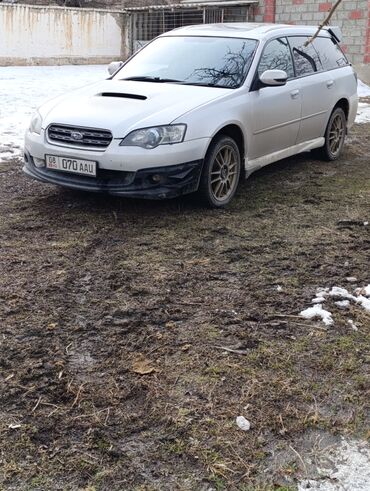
[{"xmin": 23, "ymin": 151, "xmax": 203, "ymax": 199}]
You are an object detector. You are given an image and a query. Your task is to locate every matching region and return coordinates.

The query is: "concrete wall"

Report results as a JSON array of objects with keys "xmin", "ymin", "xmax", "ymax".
[
  {"xmin": 253, "ymin": 0, "xmax": 370, "ymax": 65},
  {"xmin": 0, "ymin": 4, "xmax": 128, "ymax": 66}
]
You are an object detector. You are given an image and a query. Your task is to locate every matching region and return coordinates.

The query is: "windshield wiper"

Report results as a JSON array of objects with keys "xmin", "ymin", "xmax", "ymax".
[
  {"xmin": 121, "ymin": 76, "xmax": 183, "ymax": 83},
  {"xmin": 180, "ymin": 82, "xmax": 235, "ymax": 88},
  {"xmin": 121, "ymin": 76, "xmax": 235, "ymax": 88}
]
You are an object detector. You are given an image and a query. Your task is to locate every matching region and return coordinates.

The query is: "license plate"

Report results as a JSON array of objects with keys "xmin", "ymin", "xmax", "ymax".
[{"xmin": 46, "ymin": 155, "xmax": 97, "ymax": 177}]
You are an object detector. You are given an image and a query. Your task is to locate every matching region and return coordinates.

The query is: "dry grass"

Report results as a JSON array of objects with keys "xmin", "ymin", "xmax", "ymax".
[{"xmin": 0, "ymin": 124, "xmax": 369, "ymax": 490}]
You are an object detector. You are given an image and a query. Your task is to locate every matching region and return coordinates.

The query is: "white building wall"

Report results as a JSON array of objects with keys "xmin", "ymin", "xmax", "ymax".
[{"xmin": 0, "ymin": 4, "xmax": 126, "ymax": 66}]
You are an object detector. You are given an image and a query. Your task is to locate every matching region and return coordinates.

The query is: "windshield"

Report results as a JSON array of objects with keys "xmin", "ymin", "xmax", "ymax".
[{"xmin": 113, "ymin": 36, "xmax": 258, "ymax": 88}]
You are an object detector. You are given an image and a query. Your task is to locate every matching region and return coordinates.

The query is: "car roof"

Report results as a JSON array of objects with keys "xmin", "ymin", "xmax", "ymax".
[{"xmin": 162, "ymin": 22, "xmax": 332, "ymax": 40}]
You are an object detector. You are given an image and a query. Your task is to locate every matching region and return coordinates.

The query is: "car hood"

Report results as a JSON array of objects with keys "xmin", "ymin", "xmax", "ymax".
[{"xmin": 39, "ymin": 79, "xmax": 231, "ymax": 137}]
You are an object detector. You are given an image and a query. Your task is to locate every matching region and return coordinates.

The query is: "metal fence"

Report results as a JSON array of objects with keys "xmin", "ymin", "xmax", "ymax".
[{"xmin": 128, "ymin": 3, "xmax": 256, "ymax": 53}]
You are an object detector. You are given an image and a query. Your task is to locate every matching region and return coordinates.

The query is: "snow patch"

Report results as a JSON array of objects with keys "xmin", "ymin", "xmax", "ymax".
[
  {"xmin": 312, "ymin": 297, "xmax": 326, "ymax": 304},
  {"xmin": 348, "ymin": 319, "xmax": 358, "ymax": 331},
  {"xmin": 356, "ymin": 80, "xmax": 370, "ymax": 123},
  {"xmin": 300, "ymin": 304, "xmax": 333, "ymax": 326},
  {"xmin": 299, "ymin": 283, "xmax": 370, "ymax": 326},
  {"xmin": 298, "ymin": 438, "xmax": 370, "ymax": 491},
  {"xmin": 335, "ymin": 300, "xmax": 349, "ymax": 309},
  {"xmin": 328, "ymin": 286, "xmax": 355, "ymax": 300},
  {"xmin": 355, "ymin": 102, "xmax": 370, "ymax": 124},
  {"xmin": 0, "ymin": 65, "xmax": 107, "ymax": 163},
  {"xmin": 236, "ymin": 416, "xmax": 251, "ymax": 431},
  {"xmin": 358, "ymin": 79, "xmax": 370, "ymax": 98},
  {"xmin": 311, "ymin": 288, "xmax": 329, "ymax": 304},
  {"xmin": 356, "ymin": 295, "xmax": 370, "ymax": 312}
]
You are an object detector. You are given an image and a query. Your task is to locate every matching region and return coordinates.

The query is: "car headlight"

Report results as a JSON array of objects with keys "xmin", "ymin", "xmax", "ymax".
[
  {"xmin": 120, "ymin": 124, "xmax": 186, "ymax": 149},
  {"xmin": 29, "ymin": 111, "xmax": 43, "ymax": 135}
]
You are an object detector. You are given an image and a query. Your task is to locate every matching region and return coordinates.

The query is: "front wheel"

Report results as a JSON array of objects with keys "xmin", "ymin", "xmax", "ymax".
[
  {"xmin": 197, "ymin": 135, "xmax": 241, "ymax": 208},
  {"xmin": 317, "ymin": 107, "xmax": 346, "ymax": 161}
]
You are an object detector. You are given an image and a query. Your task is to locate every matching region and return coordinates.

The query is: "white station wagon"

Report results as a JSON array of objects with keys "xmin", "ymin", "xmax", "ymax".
[{"xmin": 24, "ymin": 23, "xmax": 358, "ymax": 207}]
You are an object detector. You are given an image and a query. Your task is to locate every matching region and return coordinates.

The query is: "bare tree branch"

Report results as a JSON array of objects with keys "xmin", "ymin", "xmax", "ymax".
[{"xmin": 304, "ymin": 0, "xmax": 344, "ymax": 47}]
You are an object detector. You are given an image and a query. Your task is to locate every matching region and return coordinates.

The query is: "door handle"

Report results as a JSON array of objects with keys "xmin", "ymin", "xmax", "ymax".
[
  {"xmin": 327, "ymin": 80, "xmax": 334, "ymax": 88},
  {"xmin": 290, "ymin": 89, "xmax": 299, "ymax": 99}
]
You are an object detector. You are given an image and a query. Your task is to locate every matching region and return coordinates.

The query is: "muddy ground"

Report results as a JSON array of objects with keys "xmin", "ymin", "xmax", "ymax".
[{"xmin": 0, "ymin": 123, "xmax": 369, "ymax": 490}]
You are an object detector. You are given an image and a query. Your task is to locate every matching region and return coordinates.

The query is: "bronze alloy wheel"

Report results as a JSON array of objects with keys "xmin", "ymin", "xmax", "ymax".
[
  {"xmin": 329, "ymin": 112, "xmax": 345, "ymax": 157},
  {"xmin": 317, "ymin": 107, "xmax": 347, "ymax": 161},
  {"xmin": 198, "ymin": 135, "xmax": 241, "ymax": 207},
  {"xmin": 209, "ymin": 144, "xmax": 239, "ymax": 203}
]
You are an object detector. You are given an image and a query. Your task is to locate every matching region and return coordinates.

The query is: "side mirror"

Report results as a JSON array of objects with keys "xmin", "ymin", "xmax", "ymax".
[
  {"xmin": 108, "ymin": 61, "xmax": 123, "ymax": 76},
  {"xmin": 259, "ymin": 69, "xmax": 288, "ymax": 87}
]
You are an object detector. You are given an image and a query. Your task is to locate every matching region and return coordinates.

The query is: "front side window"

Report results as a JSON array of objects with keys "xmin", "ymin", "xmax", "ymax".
[
  {"xmin": 257, "ymin": 37, "xmax": 295, "ymax": 79},
  {"xmin": 288, "ymin": 36, "xmax": 323, "ymax": 76},
  {"xmin": 312, "ymin": 37, "xmax": 348, "ymax": 70},
  {"xmin": 113, "ymin": 36, "xmax": 258, "ymax": 88}
]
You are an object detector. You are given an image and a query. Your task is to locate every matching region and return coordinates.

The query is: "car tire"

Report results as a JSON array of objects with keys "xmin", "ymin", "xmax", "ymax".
[
  {"xmin": 316, "ymin": 107, "xmax": 347, "ymax": 161},
  {"xmin": 197, "ymin": 135, "xmax": 241, "ymax": 208}
]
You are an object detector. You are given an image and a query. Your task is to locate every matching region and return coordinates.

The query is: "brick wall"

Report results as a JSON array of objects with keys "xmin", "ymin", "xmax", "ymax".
[
  {"xmin": 254, "ymin": 0, "xmax": 370, "ymax": 64},
  {"xmin": 365, "ymin": 0, "xmax": 370, "ymax": 63}
]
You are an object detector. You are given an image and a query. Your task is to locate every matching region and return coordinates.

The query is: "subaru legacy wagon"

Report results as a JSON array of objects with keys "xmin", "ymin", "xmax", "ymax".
[{"xmin": 24, "ymin": 23, "xmax": 358, "ymax": 207}]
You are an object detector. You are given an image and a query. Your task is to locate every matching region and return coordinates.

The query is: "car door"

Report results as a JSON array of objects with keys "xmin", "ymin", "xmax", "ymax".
[
  {"xmin": 248, "ymin": 37, "xmax": 301, "ymax": 161},
  {"xmin": 288, "ymin": 36, "xmax": 335, "ymax": 144}
]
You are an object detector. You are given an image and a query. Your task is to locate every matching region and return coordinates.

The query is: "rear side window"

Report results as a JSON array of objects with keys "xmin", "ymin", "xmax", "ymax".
[
  {"xmin": 288, "ymin": 36, "xmax": 323, "ymax": 76},
  {"xmin": 312, "ymin": 37, "xmax": 348, "ymax": 70},
  {"xmin": 258, "ymin": 37, "xmax": 295, "ymax": 79}
]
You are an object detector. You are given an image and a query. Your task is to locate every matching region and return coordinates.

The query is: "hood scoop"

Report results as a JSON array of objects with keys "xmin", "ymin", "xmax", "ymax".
[{"xmin": 99, "ymin": 92, "xmax": 147, "ymax": 100}]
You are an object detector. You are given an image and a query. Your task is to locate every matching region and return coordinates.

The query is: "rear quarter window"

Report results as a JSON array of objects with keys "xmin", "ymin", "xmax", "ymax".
[
  {"xmin": 312, "ymin": 37, "xmax": 349, "ymax": 70},
  {"xmin": 288, "ymin": 36, "xmax": 323, "ymax": 76}
]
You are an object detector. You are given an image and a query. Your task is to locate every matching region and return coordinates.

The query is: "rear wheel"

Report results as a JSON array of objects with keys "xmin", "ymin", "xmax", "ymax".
[
  {"xmin": 198, "ymin": 135, "xmax": 241, "ymax": 208},
  {"xmin": 317, "ymin": 107, "xmax": 346, "ymax": 161}
]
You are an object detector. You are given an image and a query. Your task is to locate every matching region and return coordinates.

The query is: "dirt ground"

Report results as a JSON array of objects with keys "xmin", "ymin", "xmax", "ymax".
[{"xmin": 0, "ymin": 123, "xmax": 369, "ymax": 491}]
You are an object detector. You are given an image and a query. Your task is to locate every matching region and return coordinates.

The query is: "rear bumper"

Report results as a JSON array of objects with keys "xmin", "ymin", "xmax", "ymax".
[{"xmin": 23, "ymin": 151, "xmax": 203, "ymax": 199}]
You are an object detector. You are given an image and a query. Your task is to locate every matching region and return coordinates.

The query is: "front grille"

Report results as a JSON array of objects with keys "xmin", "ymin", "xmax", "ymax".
[{"xmin": 47, "ymin": 124, "xmax": 113, "ymax": 149}]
